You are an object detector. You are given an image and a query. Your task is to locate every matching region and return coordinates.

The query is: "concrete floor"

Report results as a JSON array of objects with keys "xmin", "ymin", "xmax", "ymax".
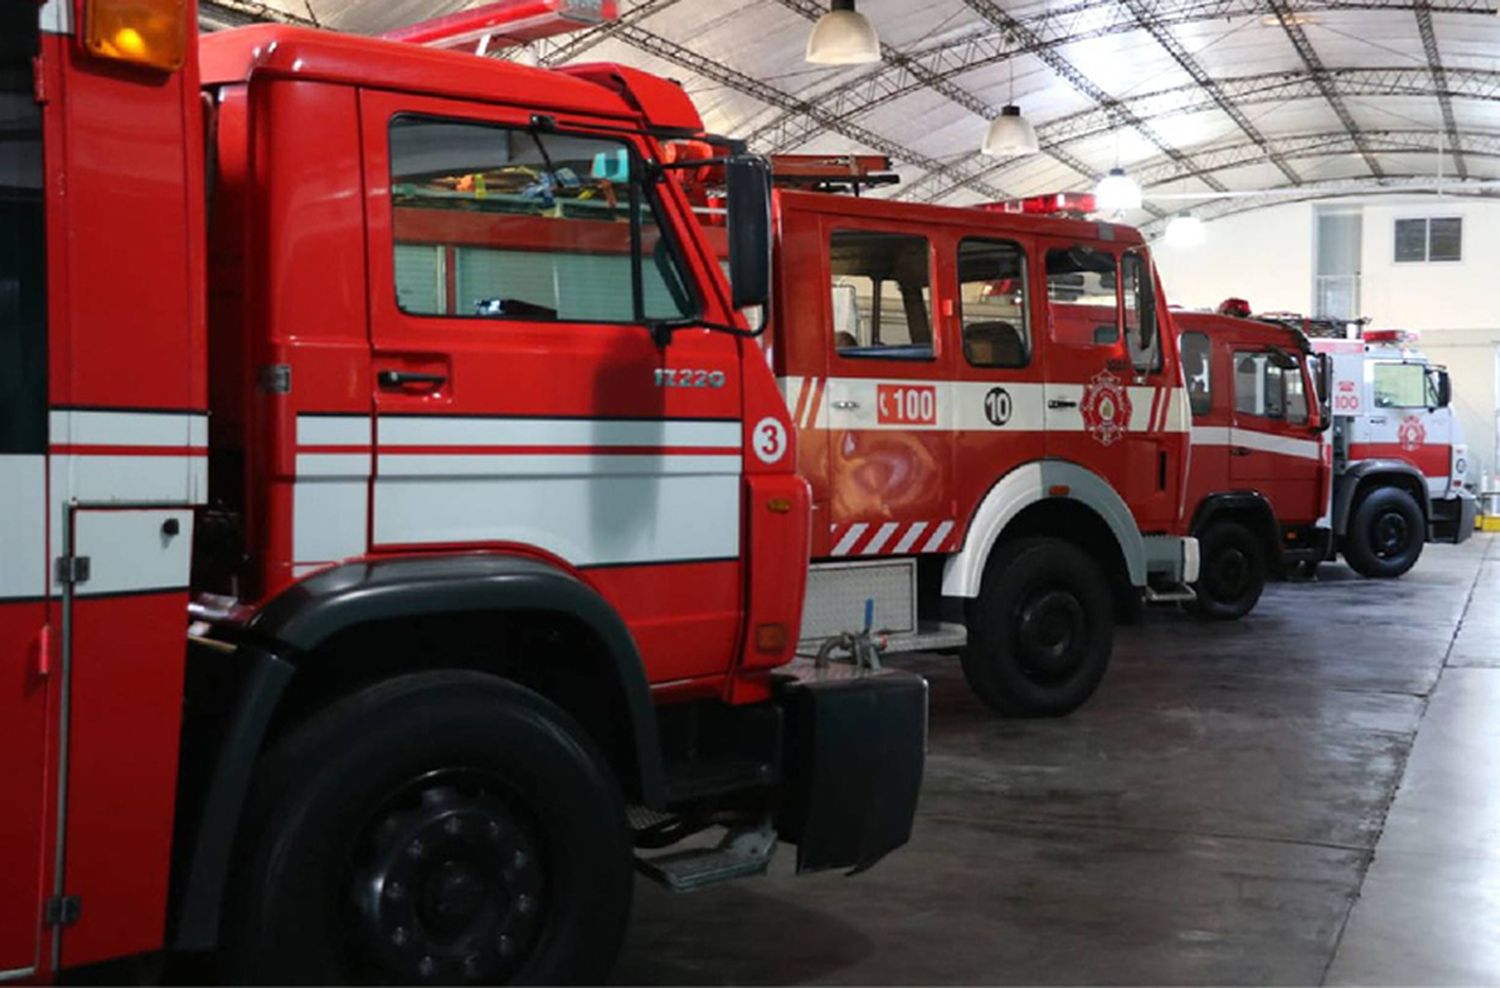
[{"xmin": 616, "ymin": 534, "xmax": 1500, "ymax": 985}]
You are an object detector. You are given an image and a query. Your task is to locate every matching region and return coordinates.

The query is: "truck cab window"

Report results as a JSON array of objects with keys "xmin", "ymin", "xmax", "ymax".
[
  {"xmin": 830, "ymin": 229, "xmax": 933, "ymax": 360},
  {"xmin": 1235, "ymin": 352, "xmax": 1308, "ymax": 425},
  {"xmin": 1373, "ymin": 362, "xmax": 1430, "ymax": 408},
  {"xmin": 388, "ymin": 116, "xmax": 696, "ymax": 324},
  {"xmin": 1180, "ymin": 332, "xmax": 1212, "ymax": 417},
  {"xmin": 0, "ymin": 27, "xmax": 45, "ymax": 456},
  {"xmin": 1045, "ymin": 245, "xmax": 1118, "ymax": 347},
  {"xmin": 1121, "ymin": 250, "xmax": 1161, "ymax": 373},
  {"xmin": 957, "ymin": 239, "xmax": 1029, "ymax": 369}
]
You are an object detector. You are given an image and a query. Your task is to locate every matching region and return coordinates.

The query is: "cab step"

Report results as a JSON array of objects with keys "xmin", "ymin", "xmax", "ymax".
[
  {"xmin": 1143, "ymin": 584, "xmax": 1197, "ymax": 604},
  {"xmin": 635, "ymin": 825, "xmax": 776, "ymax": 893}
]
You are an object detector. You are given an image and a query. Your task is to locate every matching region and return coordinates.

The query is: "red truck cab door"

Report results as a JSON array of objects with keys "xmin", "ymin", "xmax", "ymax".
[
  {"xmin": 1039, "ymin": 241, "xmax": 1182, "ymax": 530},
  {"xmin": 1228, "ymin": 348, "xmax": 1324, "ymax": 524},
  {"xmin": 359, "ymin": 91, "xmax": 746, "ymax": 688},
  {"xmin": 806, "ymin": 210, "xmax": 957, "ymax": 558}
]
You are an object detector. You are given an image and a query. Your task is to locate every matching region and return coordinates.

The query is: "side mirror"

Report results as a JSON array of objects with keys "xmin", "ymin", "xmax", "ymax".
[
  {"xmin": 1437, "ymin": 369, "xmax": 1452, "ymax": 408},
  {"xmin": 1316, "ymin": 354, "xmax": 1333, "ymax": 431},
  {"xmin": 726, "ymin": 154, "xmax": 773, "ymax": 312}
]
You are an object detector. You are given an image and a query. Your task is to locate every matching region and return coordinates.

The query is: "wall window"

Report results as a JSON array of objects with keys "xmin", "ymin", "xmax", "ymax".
[
  {"xmin": 830, "ymin": 229, "xmax": 933, "ymax": 360},
  {"xmin": 1180, "ymin": 332, "xmax": 1213, "ymax": 418},
  {"xmin": 1394, "ymin": 217, "xmax": 1462, "ymax": 263},
  {"xmin": 1045, "ymin": 245, "xmax": 1118, "ymax": 346},
  {"xmin": 1374, "ymin": 362, "xmax": 1437, "ymax": 408},
  {"xmin": 956, "ymin": 239, "xmax": 1028, "ymax": 369},
  {"xmin": 389, "ymin": 116, "xmax": 696, "ymax": 324},
  {"xmin": 1234, "ymin": 352, "xmax": 1308, "ymax": 426}
]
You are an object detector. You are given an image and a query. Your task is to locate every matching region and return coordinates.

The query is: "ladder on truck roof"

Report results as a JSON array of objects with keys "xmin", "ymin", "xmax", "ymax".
[{"xmin": 383, "ymin": 0, "xmax": 618, "ymax": 56}]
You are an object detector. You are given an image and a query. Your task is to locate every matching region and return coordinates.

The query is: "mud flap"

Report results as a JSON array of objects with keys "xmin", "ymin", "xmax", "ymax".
[{"xmin": 772, "ymin": 662, "xmax": 927, "ymax": 874}]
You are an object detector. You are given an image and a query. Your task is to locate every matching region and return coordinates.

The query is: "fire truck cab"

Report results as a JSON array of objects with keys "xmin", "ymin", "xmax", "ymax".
[
  {"xmin": 746, "ymin": 178, "xmax": 1200, "ymax": 717},
  {"xmin": 1176, "ymin": 309, "xmax": 1330, "ymax": 617},
  {"xmin": 2, "ymin": 3, "xmax": 926, "ymax": 983},
  {"xmin": 1309, "ymin": 328, "xmax": 1475, "ymax": 576}
]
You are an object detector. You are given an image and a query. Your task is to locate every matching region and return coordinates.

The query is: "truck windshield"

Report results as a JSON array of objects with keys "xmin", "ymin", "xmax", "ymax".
[
  {"xmin": 1373, "ymin": 362, "xmax": 1434, "ymax": 408},
  {"xmin": 388, "ymin": 116, "xmax": 696, "ymax": 325}
]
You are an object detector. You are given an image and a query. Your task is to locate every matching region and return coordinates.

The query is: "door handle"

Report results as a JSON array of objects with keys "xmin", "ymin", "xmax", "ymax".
[
  {"xmin": 1231, "ymin": 446, "xmax": 1253, "ymax": 457},
  {"xmin": 378, "ymin": 370, "xmax": 447, "ymax": 390},
  {"xmin": 1048, "ymin": 399, "xmax": 1079, "ymax": 410},
  {"xmin": 832, "ymin": 400, "xmax": 859, "ymax": 410}
]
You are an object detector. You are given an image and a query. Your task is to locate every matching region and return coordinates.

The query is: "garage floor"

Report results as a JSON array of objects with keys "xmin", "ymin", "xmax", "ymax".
[{"xmin": 617, "ymin": 534, "xmax": 1500, "ymax": 985}]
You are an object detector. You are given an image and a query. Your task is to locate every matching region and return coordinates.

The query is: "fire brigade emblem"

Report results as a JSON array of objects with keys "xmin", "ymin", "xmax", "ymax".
[
  {"xmin": 1079, "ymin": 370, "xmax": 1133, "ymax": 447},
  {"xmin": 1398, "ymin": 415, "xmax": 1426, "ymax": 452}
]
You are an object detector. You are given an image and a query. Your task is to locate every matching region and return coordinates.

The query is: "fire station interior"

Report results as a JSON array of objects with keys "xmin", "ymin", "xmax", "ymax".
[{"xmin": 14, "ymin": 0, "xmax": 1500, "ymax": 986}]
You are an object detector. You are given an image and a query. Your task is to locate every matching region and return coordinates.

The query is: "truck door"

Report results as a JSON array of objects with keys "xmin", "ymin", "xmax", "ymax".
[
  {"xmin": 1370, "ymin": 360, "xmax": 1453, "ymax": 496},
  {"xmin": 1179, "ymin": 329, "xmax": 1227, "ymax": 516},
  {"xmin": 360, "ymin": 93, "xmax": 744, "ymax": 685},
  {"xmin": 949, "ymin": 234, "xmax": 1046, "ymax": 521},
  {"xmin": 814, "ymin": 215, "xmax": 956, "ymax": 559},
  {"xmin": 1228, "ymin": 349, "xmax": 1323, "ymax": 520},
  {"xmin": 0, "ymin": 12, "xmax": 48, "ymax": 972},
  {"xmin": 1039, "ymin": 241, "xmax": 1177, "ymax": 527}
]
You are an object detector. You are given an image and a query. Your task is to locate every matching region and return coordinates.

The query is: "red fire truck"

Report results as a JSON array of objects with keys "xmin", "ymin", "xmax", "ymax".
[
  {"xmin": 1175, "ymin": 309, "xmax": 1330, "ymax": 617},
  {"xmin": 685, "ymin": 171, "xmax": 1201, "ymax": 716},
  {"xmin": 1, "ymin": 2, "xmax": 927, "ymax": 983}
]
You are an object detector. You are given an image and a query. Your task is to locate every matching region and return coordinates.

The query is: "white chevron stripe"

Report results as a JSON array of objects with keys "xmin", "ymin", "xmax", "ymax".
[
  {"xmin": 831, "ymin": 523, "xmax": 868, "ymax": 556},
  {"xmin": 922, "ymin": 520, "xmax": 956, "ymax": 553},
  {"xmin": 861, "ymin": 522, "xmax": 901, "ymax": 555},
  {"xmin": 893, "ymin": 521, "xmax": 928, "ymax": 554}
]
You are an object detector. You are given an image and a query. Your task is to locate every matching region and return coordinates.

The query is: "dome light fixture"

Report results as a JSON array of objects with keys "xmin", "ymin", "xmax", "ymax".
[
  {"xmin": 806, "ymin": 0, "xmax": 881, "ymax": 65},
  {"xmin": 982, "ymin": 105, "xmax": 1039, "ymax": 157},
  {"xmin": 1164, "ymin": 211, "xmax": 1206, "ymax": 248},
  {"xmin": 1095, "ymin": 166, "xmax": 1142, "ymax": 213}
]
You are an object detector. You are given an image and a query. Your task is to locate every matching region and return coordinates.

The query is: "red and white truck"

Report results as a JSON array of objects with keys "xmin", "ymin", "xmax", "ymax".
[
  {"xmin": 1, "ymin": 2, "xmax": 927, "ymax": 983},
  {"xmin": 1175, "ymin": 309, "xmax": 1330, "ymax": 617},
  {"xmin": 1306, "ymin": 327, "xmax": 1475, "ymax": 576},
  {"xmin": 1178, "ymin": 302, "xmax": 1474, "ymax": 591},
  {"xmin": 686, "ymin": 173, "xmax": 1201, "ymax": 716}
]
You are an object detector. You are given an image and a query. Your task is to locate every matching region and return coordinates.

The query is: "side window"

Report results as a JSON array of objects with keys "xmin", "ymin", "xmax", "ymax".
[
  {"xmin": 0, "ymin": 46, "xmax": 45, "ymax": 456},
  {"xmin": 957, "ymin": 238, "xmax": 1029, "ymax": 369},
  {"xmin": 1373, "ymin": 362, "xmax": 1430, "ymax": 408},
  {"xmin": 830, "ymin": 229, "xmax": 933, "ymax": 360},
  {"xmin": 1045, "ymin": 246, "xmax": 1118, "ymax": 347},
  {"xmin": 388, "ymin": 116, "xmax": 696, "ymax": 324},
  {"xmin": 1180, "ymin": 332, "xmax": 1213, "ymax": 418},
  {"xmin": 1121, "ymin": 250, "xmax": 1161, "ymax": 373},
  {"xmin": 1234, "ymin": 351, "xmax": 1308, "ymax": 425}
]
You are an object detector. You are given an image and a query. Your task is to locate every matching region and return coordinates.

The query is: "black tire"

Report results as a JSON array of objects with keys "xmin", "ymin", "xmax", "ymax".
[
  {"xmin": 223, "ymin": 671, "xmax": 633, "ymax": 986},
  {"xmin": 1187, "ymin": 521, "xmax": 1266, "ymax": 620},
  {"xmin": 1345, "ymin": 487, "xmax": 1425, "ymax": 579},
  {"xmin": 961, "ymin": 536, "xmax": 1113, "ymax": 717}
]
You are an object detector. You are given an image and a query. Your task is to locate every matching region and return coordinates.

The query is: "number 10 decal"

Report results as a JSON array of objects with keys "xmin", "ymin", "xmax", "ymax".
[{"xmin": 753, "ymin": 417, "xmax": 788, "ymax": 464}]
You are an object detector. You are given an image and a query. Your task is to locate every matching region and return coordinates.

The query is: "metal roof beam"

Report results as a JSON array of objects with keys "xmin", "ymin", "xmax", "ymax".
[
  {"xmin": 958, "ymin": 0, "xmax": 1229, "ymax": 198},
  {"xmin": 1130, "ymin": 128, "xmax": 1500, "ymax": 187},
  {"xmin": 1118, "ymin": 0, "xmax": 1303, "ymax": 185},
  {"xmin": 604, "ymin": 23, "xmax": 1017, "ymax": 202},
  {"xmin": 1413, "ymin": 0, "xmax": 1467, "ymax": 179},
  {"xmin": 532, "ymin": 0, "xmax": 685, "ymax": 66},
  {"xmin": 1264, "ymin": 0, "xmax": 1383, "ymax": 176},
  {"xmin": 1140, "ymin": 174, "xmax": 1500, "ymax": 234},
  {"xmin": 905, "ymin": 65, "xmax": 1500, "ymax": 202}
]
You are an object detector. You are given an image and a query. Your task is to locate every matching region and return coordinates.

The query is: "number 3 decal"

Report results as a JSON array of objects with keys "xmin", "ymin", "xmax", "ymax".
[{"xmin": 753, "ymin": 417, "xmax": 788, "ymax": 464}]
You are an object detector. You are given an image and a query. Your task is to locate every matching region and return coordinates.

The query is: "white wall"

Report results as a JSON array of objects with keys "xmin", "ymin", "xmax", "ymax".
[{"xmin": 1152, "ymin": 195, "xmax": 1500, "ymax": 484}]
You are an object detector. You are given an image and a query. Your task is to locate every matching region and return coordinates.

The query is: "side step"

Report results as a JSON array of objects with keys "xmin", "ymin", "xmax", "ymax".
[
  {"xmin": 635, "ymin": 826, "xmax": 777, "ymax": 893},
  {"xmin": 1143, "ymin": 584, "xmax": 1197, "ymax": 604}
]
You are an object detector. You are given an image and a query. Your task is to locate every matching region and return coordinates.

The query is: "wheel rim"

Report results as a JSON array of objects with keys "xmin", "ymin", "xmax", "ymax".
[
  {"xmin": 1206, "ymin": 547, "xmax": 1251, "ymax": 602},
  {"xmin": 350, "ymin": 769, "xmax": 545, "ymax": 984},
  {"xmin": 1015, "ymin": 588, "xmax": 1088, "ymax": 683},
  {"xmin": 1372, "ymin": 511, "xmax": 1412, "ymax": 559}
]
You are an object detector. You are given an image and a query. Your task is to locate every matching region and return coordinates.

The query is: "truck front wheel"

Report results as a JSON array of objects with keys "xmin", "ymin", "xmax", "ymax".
[
  {"xmin": 224, "ymin": 670, "xmax": 633, "ymax": 985},
  {"xmin": 1345, "ymin": 487, "xmax": 1425, "ymax": 578},
  {"xmin": 962, "ymin": 536, "xmax": 1113, "ymax": 717},
  {"xmin": 1187, "ymin": 521, "xmax": 1265, "ymax": 620}
]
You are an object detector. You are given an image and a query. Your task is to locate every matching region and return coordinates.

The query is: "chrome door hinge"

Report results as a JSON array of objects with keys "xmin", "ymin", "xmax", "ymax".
[
  {"xmin": 44, "ymin": 895, "xmax": 80, "ymax": 927},
  {"xmin": 54, "ymin": 555, "xmax": 91, "ymax": 587}
]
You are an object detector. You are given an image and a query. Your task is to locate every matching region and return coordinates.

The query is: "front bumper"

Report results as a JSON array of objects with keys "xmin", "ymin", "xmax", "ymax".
[
  {"xmin": 771, "ymin": 660, "xmax": 927, "ymax": 874},
  {"xmin": 1431, "ymin": 491, "xmax": 1478, "ymax": 544},
  {"xmin": 1143, "ymin": 534, "xmax": 1201, "ymax": 585}
]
